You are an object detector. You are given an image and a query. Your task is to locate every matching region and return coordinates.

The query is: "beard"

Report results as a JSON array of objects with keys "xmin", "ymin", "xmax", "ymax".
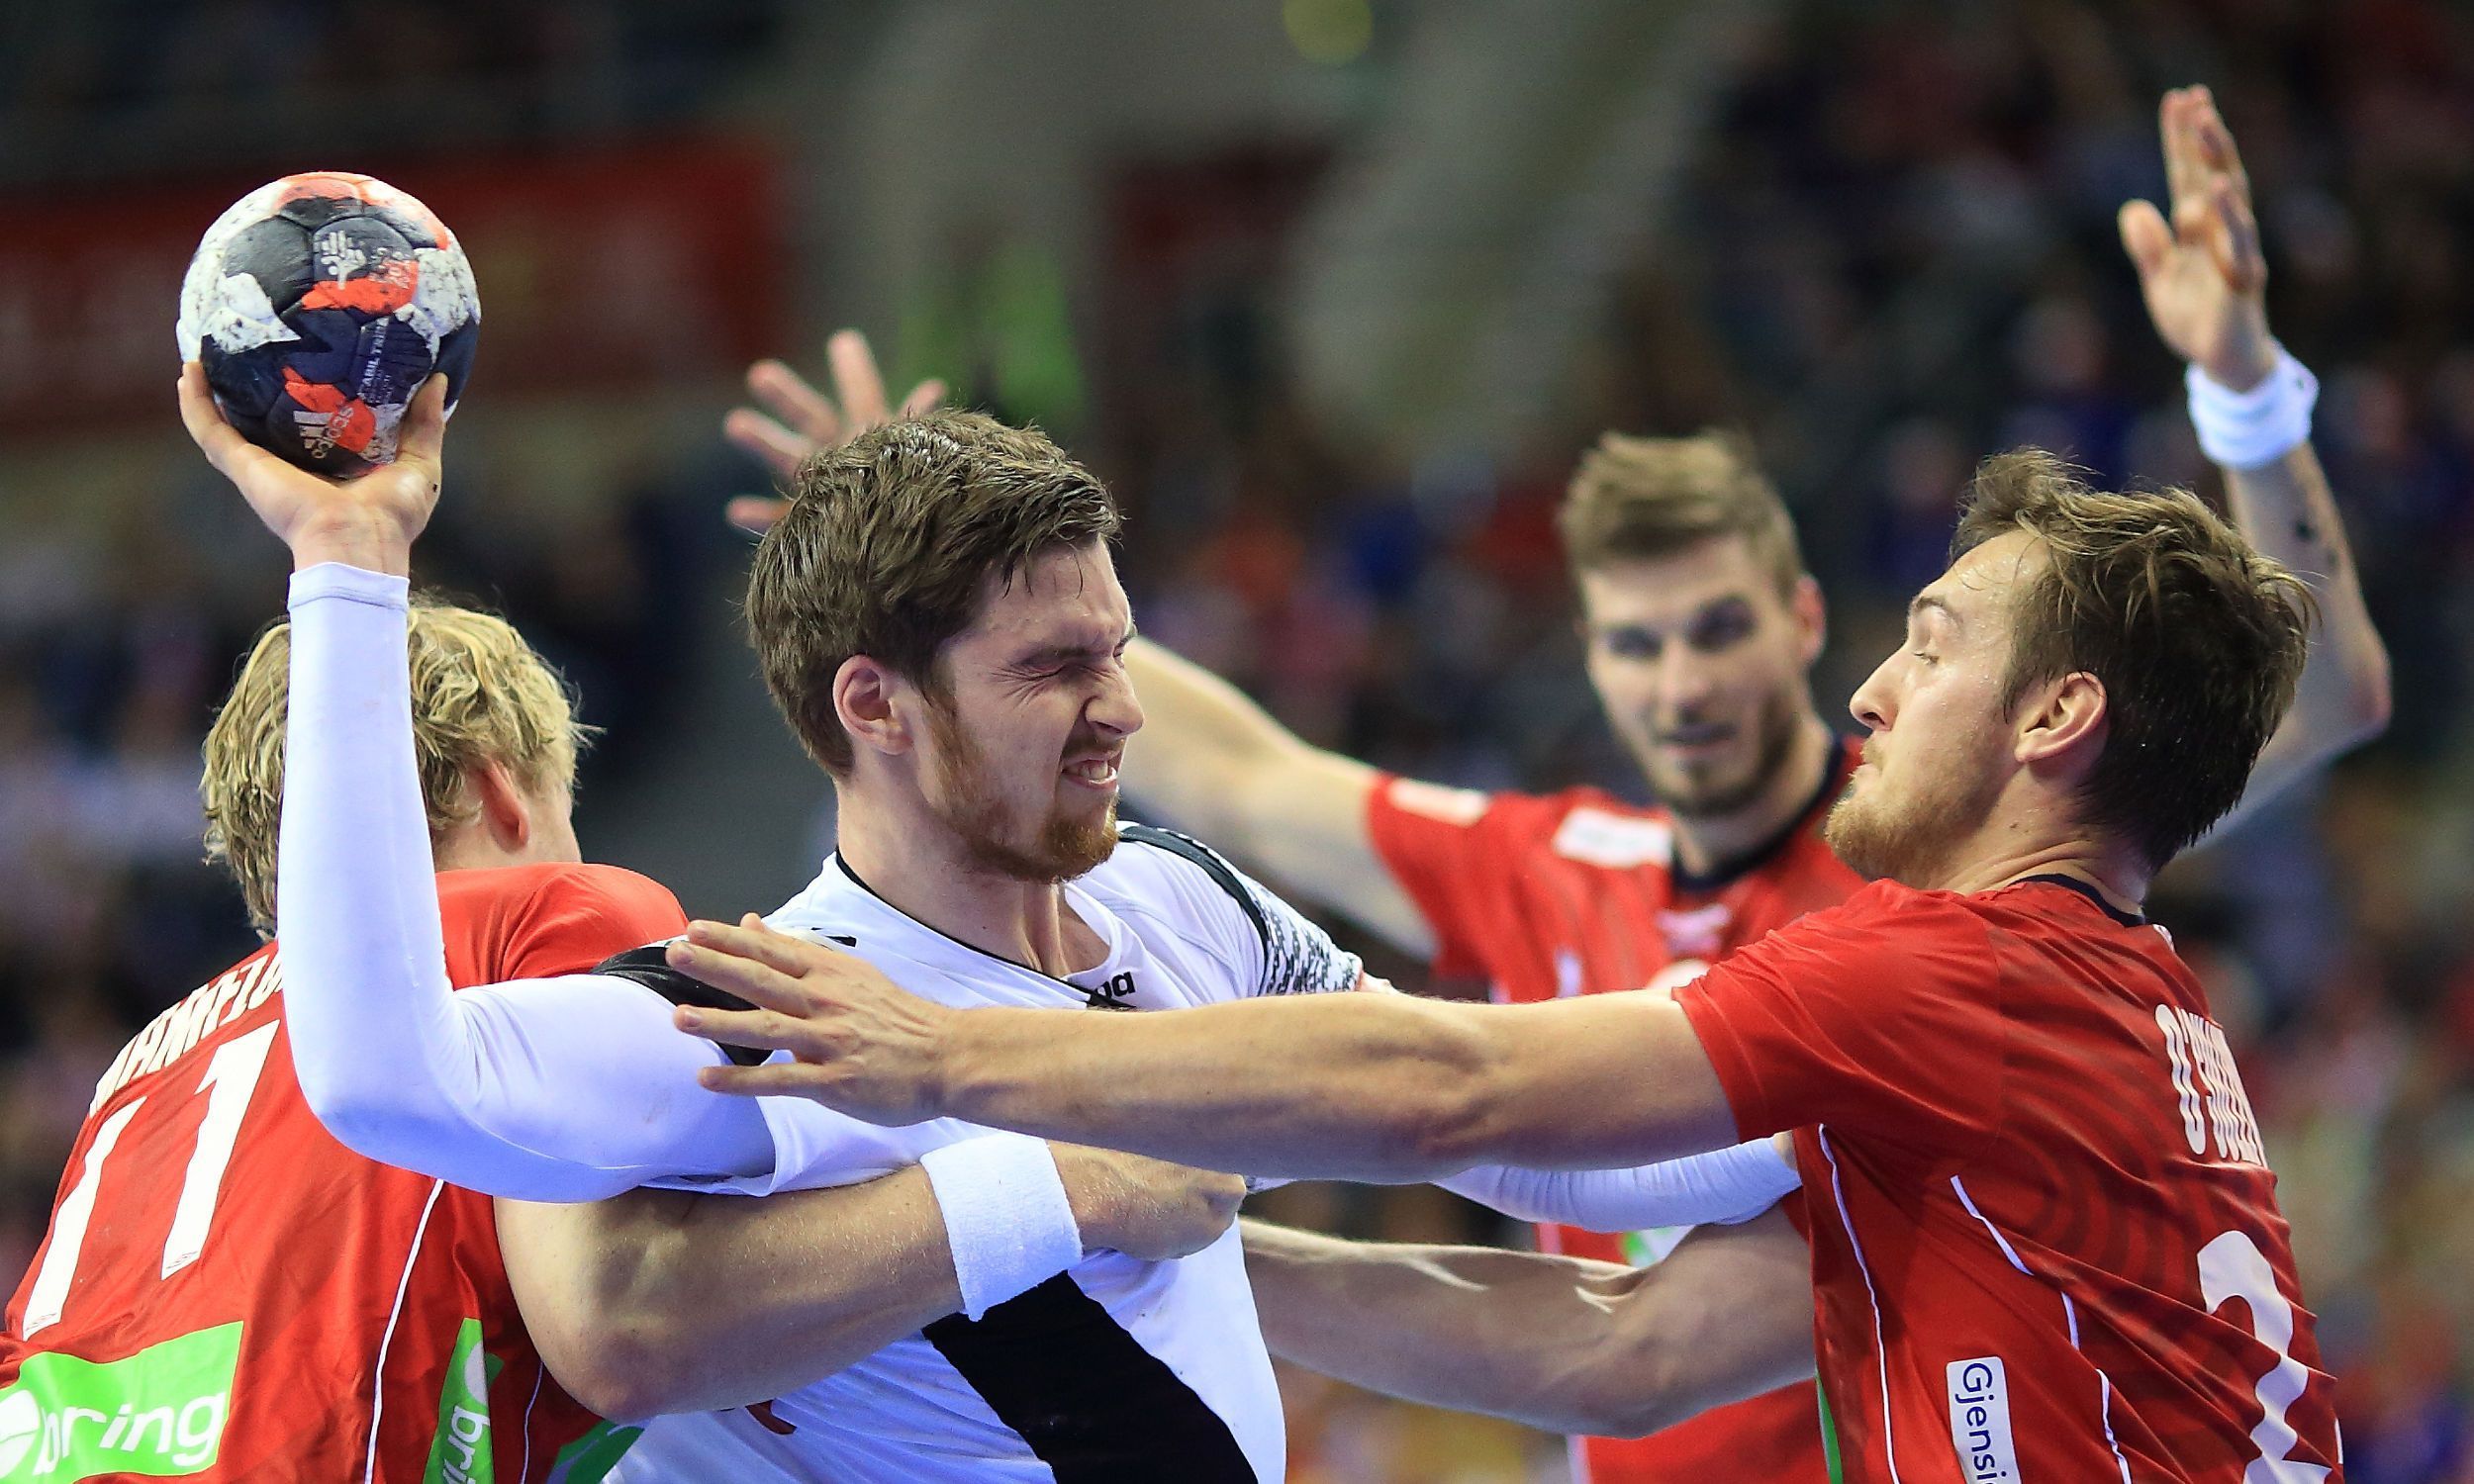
[
  {"xmin": 924, "ymin": 696, "xmax": 1119, "ymax": 883},
  {"xmin": 1641, "ymin": 688, "xmax": 1804, "ymax": 821},
  {"xmin": 1822, "ymin": 748, "xmax": 2002, "ymax": 885}
]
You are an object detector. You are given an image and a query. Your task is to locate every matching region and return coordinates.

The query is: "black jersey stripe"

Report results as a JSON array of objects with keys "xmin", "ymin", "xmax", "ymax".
[
  {"xmin": 592, "ymin": 944, "xmax": 775, "ymax": 1067},
  {"xmin": 1117, "ymin": 824, "xmax": 1270, "ymax": 957},
  {"xmin": 923, "ymin": 1273, "xmax": 1258, "ymax": 1481}
]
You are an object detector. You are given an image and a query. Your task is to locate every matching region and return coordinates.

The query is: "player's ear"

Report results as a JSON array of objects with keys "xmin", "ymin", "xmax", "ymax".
[
  {"xmin": 466, "ymin": 758, "xmax": 534, "ymax": 851},
  {"xmin": 2015, "ymin": 670, "xmax": 2107, "ymax": 775},
  {"xmin": 833, "ymin": 655, "xmax": 914, "ymax": 761},
  {"xmin": 1790, "ymin": 575, "xmax": 1826, "ymax": 669}
]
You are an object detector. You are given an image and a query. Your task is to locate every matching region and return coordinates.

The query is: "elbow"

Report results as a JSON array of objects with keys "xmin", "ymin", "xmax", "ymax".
[
  {"xmin": 545, "ymin": 1320, "xmax": 693, "ymax": 1422},
  {"xmin": 1552, "ymin": 1328, "xmax": 1696, "ymax": 1439},
  {"xmin": 1557, "ymin": 1385, "xmax": 1673, "ymax": 1440},
  {"xmin": 296, "ymin": 1067, "xmax": 411, "ymax": 1169}
]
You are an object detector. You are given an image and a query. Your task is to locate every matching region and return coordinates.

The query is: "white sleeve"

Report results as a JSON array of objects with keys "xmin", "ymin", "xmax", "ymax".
[
  {"xmin": 277, "ymin": 563, "xmax": 782, "ymax": 1201},
  {"xmin": 1437, "ymin": 1139, "xmax": 1799, "ymax": 1233}
]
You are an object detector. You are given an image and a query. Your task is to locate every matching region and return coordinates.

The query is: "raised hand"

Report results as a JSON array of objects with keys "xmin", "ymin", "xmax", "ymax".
[
  {"xmin": 2119, "ymin": 85, "xmax": 2277, "ymax": 392},
  {"xmin": 665, "ymin": 915, "xmax": 961, "ymax": 1126},
  {"xmin": 178, "ymin": 362, "xmax": 448, "ymax": 575},
  {"xmin": 722, "ymin": 329, "xmax": 946, "ymax": 533}
]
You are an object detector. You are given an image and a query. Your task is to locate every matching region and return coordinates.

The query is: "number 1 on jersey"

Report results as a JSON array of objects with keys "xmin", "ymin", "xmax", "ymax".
[
  {"xmin": 163, "ymin": 1022, "xmax": 279, "ymax": 1277},
  {"xmin": 23, "ymin": 1021, "xmax": 279, "ymax": 1335}
]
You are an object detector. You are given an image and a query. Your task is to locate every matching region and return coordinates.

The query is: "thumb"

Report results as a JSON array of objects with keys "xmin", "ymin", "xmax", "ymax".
[
  {"xmin": 2117, "ymin": 200, "xmax": 2173, "ymax": 283},
  {"xmin": 394, "ymin": 375, "xmax": 453, "ymax": 471}
]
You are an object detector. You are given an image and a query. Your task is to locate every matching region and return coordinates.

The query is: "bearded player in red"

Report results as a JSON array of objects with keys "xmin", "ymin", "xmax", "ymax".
[{"xmin": 723, "ymin": 86, "xmax": 2386, "ymax": 1482}]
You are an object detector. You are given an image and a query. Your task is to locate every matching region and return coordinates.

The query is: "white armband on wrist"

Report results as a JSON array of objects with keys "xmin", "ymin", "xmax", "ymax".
[
  {"xmin": 2186, "ymin": 348, "xmax": 2317, "ymax": 470},
  {"xmin": 920, "ymin": 1134, "xmax": 1084, "ymax": 1320}
]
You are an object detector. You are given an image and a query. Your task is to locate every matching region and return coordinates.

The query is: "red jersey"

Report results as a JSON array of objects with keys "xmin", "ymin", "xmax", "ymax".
[
  {"xmin": 0, "ymin": 863, "xmax": 687, "ymax": 1483},
  {"xmin": 1367, "ymin": 742, "xmax": 1860, "ymax": 1484},
  {"xmin": 1677, "ymin": 876, "xmax": 2341, "ymax": 1483}
]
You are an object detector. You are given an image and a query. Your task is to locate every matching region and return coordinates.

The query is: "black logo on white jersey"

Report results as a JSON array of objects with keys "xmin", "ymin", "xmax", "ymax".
[{"xmin": 1083, "ymin": 971, "xmax": 1137, "ymax": 1011}]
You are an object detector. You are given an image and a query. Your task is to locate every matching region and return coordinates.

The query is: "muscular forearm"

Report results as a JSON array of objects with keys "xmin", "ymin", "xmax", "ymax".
[
  {"xmin": 1242, "ymin": 1210, "xmax": 1815, "ymax": 1438},
  {"xmin": 2224, "ymin": 443, "xmax": 2388, "ymax": 726},
  {"xmin": 938, "ymin": 989, "xmax": 1734, "ymax": 1181},
  {"xmin": 503, "ymin": 1172, "xmax": 962, "ymax": 1418},
  {"xmin": 2208, "ymin": 440, "xmax": 2390, "ymax": 831}
]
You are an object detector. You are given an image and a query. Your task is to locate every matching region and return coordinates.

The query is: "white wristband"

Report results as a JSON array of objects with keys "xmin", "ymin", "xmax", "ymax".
[
  {"xmin": 920, "ymin": 1134, "xmax": 1085, "ymax": 1321},
  {"xmin": 2186, "ymin": 348, "xmax": 2317, "ymax": 471}
]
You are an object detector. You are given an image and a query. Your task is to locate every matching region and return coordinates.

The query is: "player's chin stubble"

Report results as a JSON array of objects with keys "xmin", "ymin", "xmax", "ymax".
[
  {"xmin": 926, "ymin": 700, "xmax": 1119, "ymax": 883},
  {"xmin": 1651, "ymin": 689, "xmax": 1802, "ymax": 821},
  {"xmin": 1823, "ymin": 760, "xmax": 1998, "ymax": 887}
]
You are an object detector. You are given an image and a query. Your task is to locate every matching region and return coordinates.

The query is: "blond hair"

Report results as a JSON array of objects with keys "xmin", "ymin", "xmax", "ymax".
[
  {"xmin": 1951, "ymin": 450, "xmax": 2316, "ymax": 870},
  {"xmin": 202, "ymin": 598, "xmax": 587, "ymax": 935},
  {"xmin": 1558, "ymin": 429, "xmax": 1807, "ymax": 595},
  {"xmin": 749, "ymin": 410, "xmax": 1120, "ymax": 775}
]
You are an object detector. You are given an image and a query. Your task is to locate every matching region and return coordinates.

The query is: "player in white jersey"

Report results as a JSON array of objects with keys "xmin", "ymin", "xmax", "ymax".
[{"xmin": 186, "ymin": 367, "xmax": 1795, "ymax": 1480}]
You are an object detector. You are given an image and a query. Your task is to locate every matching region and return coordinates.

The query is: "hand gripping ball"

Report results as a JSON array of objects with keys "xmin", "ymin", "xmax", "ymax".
[{"xmin": 177, "ymin": 171, "xmax": 479, "ymax": 475}]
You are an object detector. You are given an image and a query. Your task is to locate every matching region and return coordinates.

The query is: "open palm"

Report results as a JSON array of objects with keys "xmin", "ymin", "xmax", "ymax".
[
  {"xmin": 2119, "ymin": 86, "xmax": 2277, "ymax": 392},
  {"xmin": 721, "ymin": 329, "xmax": 946, "ymax": 533},
  {"xmin": 178, "ymin": 363, "xmax": 448, "ymax": 572}
]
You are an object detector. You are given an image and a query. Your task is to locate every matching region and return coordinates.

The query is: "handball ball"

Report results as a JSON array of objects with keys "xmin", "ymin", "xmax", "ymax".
[{"xmin": 177, "ymin": 172, "xmax": 479, "ymax": 475}]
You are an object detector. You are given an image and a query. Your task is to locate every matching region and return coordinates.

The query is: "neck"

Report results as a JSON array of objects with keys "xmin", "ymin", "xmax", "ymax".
[
  {"xmin": 1668, "ymin": 714, "xmax": 1840, "ymax": 880},
  {"xmin": 831, "ymin": 784, "xmax": 1099, "ymax": 976},
  {"xmin": 430, "ymin": 824, "xmax": 517, "ymax": 874},
  {"xmin": 1917, "ymin": 800, "xmax": 2149, "ymax": 915}
]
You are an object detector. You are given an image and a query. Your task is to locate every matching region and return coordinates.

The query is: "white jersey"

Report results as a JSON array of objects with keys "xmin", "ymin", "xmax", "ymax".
[{"xmin": 617, "ymin": 826, "xmax": 1364, "ymax": 1484}]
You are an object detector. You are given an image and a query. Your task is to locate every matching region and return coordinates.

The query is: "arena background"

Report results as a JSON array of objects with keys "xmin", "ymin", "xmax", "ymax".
[{"xmin": 2, "ymin": 2, "xmax": 2470, "ymax": 1478}]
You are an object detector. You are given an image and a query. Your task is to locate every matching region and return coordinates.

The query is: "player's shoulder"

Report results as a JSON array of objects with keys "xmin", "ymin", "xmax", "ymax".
[
  {"xmin": 1975, "ymin": 876, "xmax": 2175, "ymax": 960},
  {"xmin": 1527, "ymin": 787, "xmax": 1680, "ymax": 872},
  {"xmin": 1098, "ymin": 824, "xmax": 1270, "ymax": 950},
  {"xmin": 438, "ymin": 860, "xmax": 679, "ymax": 916},
  {"xmin": 1760, "ymin": 877, "xmax": 1991, "ymax": 953},
  {"xmin": 1379, "ymin": 775, "xmax": 1658, "ymax": 840},
  {"xmin": 438, "ymin": 862, "xmax": 691, "ymax": 980}
]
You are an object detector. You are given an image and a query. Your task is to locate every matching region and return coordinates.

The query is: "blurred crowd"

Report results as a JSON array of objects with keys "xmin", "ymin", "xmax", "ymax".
[{"xmin": 3, "ymin": 2, "xmax": 2471, "ymax": 1480}]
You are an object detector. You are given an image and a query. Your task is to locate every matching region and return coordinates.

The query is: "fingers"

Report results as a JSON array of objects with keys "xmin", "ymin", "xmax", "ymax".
[
  {"xmin": 175, "ymin": 362, "xmax": 256, "ymax": 475},
  {"xmin": 695, "ymin": 1060, "xmax": 843, "ymax": 1099},
  {"xmin": 2159, "ymin": 87, "xmax": 2202, "ymax": 214},
  {"xmin": 392, "ymin": 374, "xmax": 451, "ymax": 473},
  {"xmin": 688, "ymin": 914, "xmax": 842, "ymax": 979},
  {"xmin": 2117, "ymin": 199, "xmax": 2173, "ymax": 282},
  {"xmin": 2208, "ymin": 177, "xmax": 2266, "ymax": 296},
  {"xmin": 2191, "ymin": 86, "xmax": 2251, "ymax": 202},
  {"xmin": 725, "ymin": 495, "xmax": 793, "ymax": 534},
  {"xmin": 899, "ymin": 377, "xmax": 947, "ymax": 418},
  {"xmin": 664, "ymin": 935, "xmax": 816, "ymax": 1016},
  {"xmin": 747, "ymin": 358, "xmax": 842, "ymax": 445},
  {"xmin": 826, "ymin": 329, "xmax": 890, "ymax": 428},
  {"xmin": 723, "ymin": 407, "xmax": 818, "ymax": 480},
  {"xmin": 671, "ymin": 1000, "xmax": 816, "ymax": 1056}
]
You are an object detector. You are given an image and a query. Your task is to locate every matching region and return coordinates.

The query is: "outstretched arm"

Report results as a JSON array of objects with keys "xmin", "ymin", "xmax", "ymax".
[
  {"xmin": 1242, "ymin": 1207, "xmax": 1814, "ymax": 1438},
  {"xmin": 501, "ymin": 1140, "xmax": 1244, "ymax": 1418},
  {"xmin": 664, "ymin": 915, "xmax": 1741, "ymax": 1182},
  {"xmin": 2120, "ymin": 87, "xmax": 2389, "ymax": 837}
]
